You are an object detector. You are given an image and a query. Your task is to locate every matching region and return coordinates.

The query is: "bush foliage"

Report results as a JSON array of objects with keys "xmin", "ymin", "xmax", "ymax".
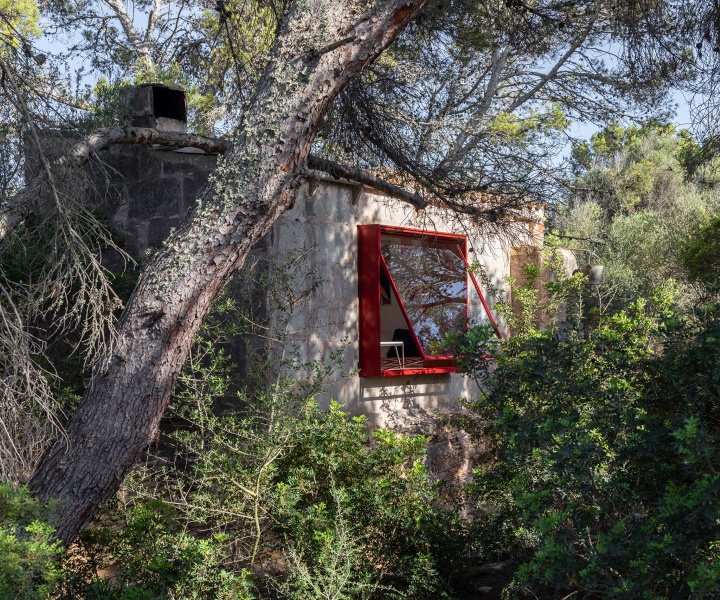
[
  {"xmin": 459, "ymin": 263, "xmax": 720, "ymax": 598},
  {"xmin": 0, "ymin": 484, "xmax": 62, "ymax": 599},
  {"xmin": 46, "ymin": 398, "xmax": 470, "ymax": 599}
]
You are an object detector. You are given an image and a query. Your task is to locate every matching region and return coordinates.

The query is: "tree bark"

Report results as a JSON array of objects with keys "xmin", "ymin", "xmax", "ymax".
[{"xmin": 29, "ymin": 0, "xmax": 425, "ymax": 544}]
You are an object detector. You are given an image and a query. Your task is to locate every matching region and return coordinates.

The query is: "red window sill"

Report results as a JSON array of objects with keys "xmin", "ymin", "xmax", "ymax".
[
  {"xmin": 360, "ymin": 361, "xmax": 458, "ymax": 376},
  {"xmin": 379, "ymin": 366, "xmax": 457, "ymax": 376},
  {"xmin": 361, "ymin": 356, "xmax": 458, "ymax": 377}
]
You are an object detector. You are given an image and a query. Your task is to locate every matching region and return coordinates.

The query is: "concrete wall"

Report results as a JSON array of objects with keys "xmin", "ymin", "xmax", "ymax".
[
  {"xmin": 96, "ymin": 147, "xmax": 533, "ymax": 432},
  {"xmin": 256, "ymin": 178, "xmax": 515, "ymax": 430},
  {"xmin": 95, "ymin": 146, "xmax": 216, "ymax": 264}
]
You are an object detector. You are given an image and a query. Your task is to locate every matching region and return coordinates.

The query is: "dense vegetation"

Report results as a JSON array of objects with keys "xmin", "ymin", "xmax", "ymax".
[
  {"xmin": 2, "ymin": 0, "xmax": 720, "ymax": 588},
  {"xmin": 559, "ymin": 123, "xmax": 720, "ymax": 310},
  {"xmin": 464, "ymin": 278, "xmax": 720, "ymax": 598},
  {"xmin": 3, "ymin": 122, "xmax": 720, "ymax": 598},
  {"xmin": 456, "ymin": 123, "xmax": 720, "ymax": 598}
]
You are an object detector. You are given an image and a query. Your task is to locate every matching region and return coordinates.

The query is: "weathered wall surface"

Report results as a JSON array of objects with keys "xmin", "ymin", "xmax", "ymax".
[
  {"xmin": 95, "ymin": 146, "xmax": 216, "ymax": 262},
  {"xmin": 258, "ymin": 179, "xmax": 513, "ymax": 430},
  {"xmin": 95, "ymin": 148, "xmax": 529, "ymax": 438}
]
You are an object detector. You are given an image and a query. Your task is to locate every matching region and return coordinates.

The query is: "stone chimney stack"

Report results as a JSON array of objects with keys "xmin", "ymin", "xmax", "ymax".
[{"xmin": 128, "ymin": 83, "xmax": 188, "ymax": 133}]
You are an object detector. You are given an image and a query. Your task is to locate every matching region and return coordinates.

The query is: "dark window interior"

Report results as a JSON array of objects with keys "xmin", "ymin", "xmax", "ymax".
[
  {"xmin": 387, "ymin": 328, "xmax": 422, "ymax": 358},
  {"xmin": 152, "ymin": 86, "xmax": 187, "ymax": 122}
]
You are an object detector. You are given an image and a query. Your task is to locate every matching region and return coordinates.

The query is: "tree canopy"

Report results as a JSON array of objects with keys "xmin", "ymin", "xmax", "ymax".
[{"xmin": 0, "ymin": 0, "xmax": 719, "ymax": 565}]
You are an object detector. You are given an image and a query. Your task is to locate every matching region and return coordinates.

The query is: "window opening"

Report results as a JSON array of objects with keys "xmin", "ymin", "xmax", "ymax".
[
  {"xmin": 380, "ymin": 234, "xmax": 467, "ymax": 358},
  {"xmin": 463, "ymin": 249, "xmax": 496, "ymax": 328},
  {"xmin": 358, "ymin": 224, "xmax": 500, "ymax": 377},
  {"xmin": 152, "ymin": 85, "xmax": 187, "ymax": 122},
  {"xmin": 379, "ymin": 256, "xmax": 426, "ymax": 371}
]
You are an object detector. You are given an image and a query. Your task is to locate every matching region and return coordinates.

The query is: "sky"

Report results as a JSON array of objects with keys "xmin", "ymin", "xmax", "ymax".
[{"xmin": 34, "ymin": 5, "xmax": 701, "ymax": 158}]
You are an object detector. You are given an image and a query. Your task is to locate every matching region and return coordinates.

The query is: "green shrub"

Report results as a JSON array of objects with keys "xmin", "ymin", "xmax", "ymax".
[
  {"xmin": 0, "ymin": 484, "xmax": 62, "ymax": 600},
  {"xmin": 561, "ymin": 123, "xmax": 720, "ymax": 310},
  {"xmin": 59, "ymin": 499, "xmax": 254, "ymax": 599},
  {"xmin": 681, "ymin": 215, "xmax": 720, "ymax": 288},
  {"xmin": 269, "ymin": 401, "xmax": 472, "ymax": 599},
  {"xmin": 58, "ymin": 397, "xmax": 472, "ymax": 600},
  {"xmin": 461, "ymin": 295, "xmax": 720, "ymax": 598}
]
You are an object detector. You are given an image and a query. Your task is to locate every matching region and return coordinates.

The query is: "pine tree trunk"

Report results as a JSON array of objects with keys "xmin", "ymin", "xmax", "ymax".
[{"xmin": 29, "ymin": 0, "xmax": 425, "ymax": 545}]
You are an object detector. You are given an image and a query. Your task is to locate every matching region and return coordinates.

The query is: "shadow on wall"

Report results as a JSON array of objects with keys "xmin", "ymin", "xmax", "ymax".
[{"xmin": 357, "ymin": 374, "xmax": 473, "ymax": 433}]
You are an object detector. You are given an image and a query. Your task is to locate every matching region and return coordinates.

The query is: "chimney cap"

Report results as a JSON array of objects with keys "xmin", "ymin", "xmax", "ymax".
[{"xmin": 128, "ymin": 83, "xmax": 187, "ymax": 133}]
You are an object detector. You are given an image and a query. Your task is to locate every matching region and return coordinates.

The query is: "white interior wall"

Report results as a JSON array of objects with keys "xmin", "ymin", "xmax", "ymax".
[{"xmin": 379, "ymin": 300, "xmax": 409, "ymax": 348}]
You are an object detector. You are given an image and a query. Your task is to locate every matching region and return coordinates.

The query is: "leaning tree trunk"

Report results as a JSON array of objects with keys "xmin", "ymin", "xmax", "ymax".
[{"xmin": 29, "ymin": 0, "xmax": 425, "ymax": 545}]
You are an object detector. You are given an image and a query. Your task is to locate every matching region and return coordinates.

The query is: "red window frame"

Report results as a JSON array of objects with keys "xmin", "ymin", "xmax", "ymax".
[{"xmin": 358, "ymin": 224, "xmax": 500, "ymax": 377}]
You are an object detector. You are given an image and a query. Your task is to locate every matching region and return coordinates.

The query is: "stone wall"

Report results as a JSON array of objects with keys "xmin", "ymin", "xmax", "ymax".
[
  {"xmin": 95, "ymin": 146, "xmax": 217, "ymax": 263},
  {"xmin": 253, "ymin": 179, "xmax": 516, "ymax": 426},
  {"xmin": 509, "ymin": 245, "xmax": 578, "ymax": 331},
  {"xmin": 93, "ymin": 147, "xmax": 537, "ymax": 434}
]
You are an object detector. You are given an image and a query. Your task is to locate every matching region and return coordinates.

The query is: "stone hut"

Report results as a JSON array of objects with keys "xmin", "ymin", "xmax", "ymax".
[{"xmin": 92, "ymin": 84, "xmax": 550, "ymax": 434}]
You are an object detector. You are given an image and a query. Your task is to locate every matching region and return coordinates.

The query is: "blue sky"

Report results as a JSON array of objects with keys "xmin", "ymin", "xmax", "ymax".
[{"xmin": 34, "ymin": 10, "xmax": 699, "ymax": 152}]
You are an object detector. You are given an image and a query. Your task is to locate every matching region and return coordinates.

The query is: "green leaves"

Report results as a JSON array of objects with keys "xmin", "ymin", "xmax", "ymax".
[
  {"xmin": 464, "ymin": 289, "xmax": 720, "ymax": 598},
  {"xmin": 60, "ymin": 499, "xmax": 254, "ymax": 599},
  {"xmin": 563, "ymin": 122, "xmax": 720, "ymax": 312},
  {"xmin": 681, "ymin": 215, "xmax": 720, "ymax": 288},
  {"xmin": 0, "ymin": 485, "xmax": 63, "ymax": 600},
  {"xmin": 269, "ymin": 402, "xmax": 464, "ymax": 599}
]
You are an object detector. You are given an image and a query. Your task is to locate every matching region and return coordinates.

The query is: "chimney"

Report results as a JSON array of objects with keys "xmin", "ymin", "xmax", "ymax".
[{"xmin": 128, "ymin": 83, "xmax": 187, "ymax": 133}]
